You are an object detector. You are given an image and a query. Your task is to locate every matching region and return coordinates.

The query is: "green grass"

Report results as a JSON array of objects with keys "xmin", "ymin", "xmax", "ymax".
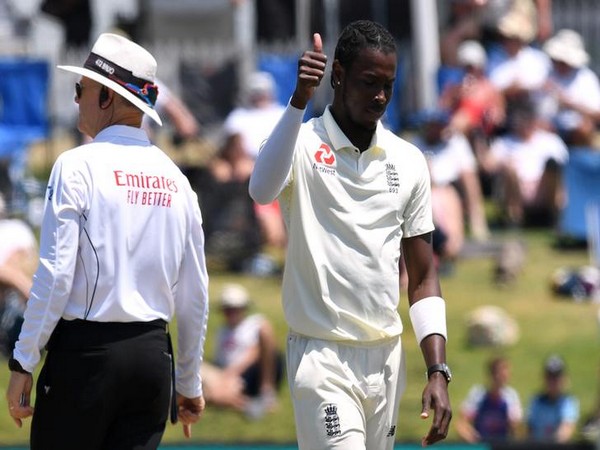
[{"xmin": 0, "ymin": 228, "xmax": 598, "ymax": 446}]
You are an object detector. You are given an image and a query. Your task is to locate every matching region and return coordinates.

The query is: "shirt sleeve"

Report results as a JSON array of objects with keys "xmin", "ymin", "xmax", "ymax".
[
  {"xmin": 561, "ymin": 395, "xmax": 580, "ymax": 423},
  {"xmin": 402, "ymin": 149, "xmax": 435, "ymax": 238},
  {"xmin": 461, "ymin": 385, "xmax": 485, "ymax": 418},
  {"xmin": 14, "ymin": 155, "xmax": 87, "ymax": 372},
  {"xmin": 248, "ymin": 101, "xmax": 305, "ymax": 205},
  {"xmin": 173, "ymin": 187, "xmax": 210, "ymax": 398}
]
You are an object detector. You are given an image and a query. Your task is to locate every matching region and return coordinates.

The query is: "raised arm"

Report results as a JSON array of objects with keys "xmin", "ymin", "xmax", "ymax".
[{"xmin": 249, "ymin": 33, "xmax": 327, "ymax": 205}]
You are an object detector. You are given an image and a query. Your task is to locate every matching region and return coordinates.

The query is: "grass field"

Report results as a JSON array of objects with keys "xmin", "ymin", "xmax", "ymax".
[
  {"xmin": 1, "ymin": 140, "xmax": 598, "ymax": 446},
  {"xmin": 0, "ymin": 227, "xmax": 598, "ymax": 447}
]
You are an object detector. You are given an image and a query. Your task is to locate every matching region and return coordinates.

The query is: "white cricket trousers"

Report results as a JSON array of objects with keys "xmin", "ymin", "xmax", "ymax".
[{"xmin": 287, "ymin": 333, "xmax": 406, "ymax": 450}]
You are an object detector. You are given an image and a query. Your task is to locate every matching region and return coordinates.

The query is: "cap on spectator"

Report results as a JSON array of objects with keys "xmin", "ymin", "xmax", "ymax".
[
  {"xmin": 544, "ymin": 354, "xmax": 566, "ymax": 377},
  {"xmin": 418, "ymin": 108, "xmax": 451, "ymax": 125},
  {"xmin": 543, "ymin": 29, "xmax": 589, "ymax": 68},
  {"xmin": 220, "ymin": 283, "xmax": 250, "ymax": 309},
  {"xmin": 497, "ymin": 12, "xmax": 535, "ymax": 42},
  {"xmin": 247, "ymin": 71, "xmax": 276, "ymax": 95},
  {"xmin": 457, "ymin": 40, "xmax": 487, "ymax": 68},
  {"xmin": 57, "ymin": 33, "xmax": 162, "ymax": 126}
]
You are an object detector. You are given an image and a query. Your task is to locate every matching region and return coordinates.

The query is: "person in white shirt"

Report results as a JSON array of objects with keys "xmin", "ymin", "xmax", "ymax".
[
  {"xmin": 5, "ymin": 33, "xmax": 209, "ymax": 449},
  {"xmin": 479, "ymin": 99, "xmax": 568, "ymax": 226},
  {"xmin": 223, "ymin": 71, "xmax": 287, "ymax": 251},
  {"xmin": 201, "ymin": 283, "xmax": 283, "ymax": 419},
  {"xmin": 413, "ymin": 110, "xmax": 490, "ymax": 264},
  {"xmin": 487, "ymin": 12, "xmax": 550, "ymax": 102},
  {"xmin": 0, "ymin": 193, "xmax": 37, "ymax": 358},
  {"xmin": 249, "ymin": 20, "xmax": 451, "ymax": 449},
  {"xmin": 539, "ymin": 29, "xmax": 600, "ymax": 145}
]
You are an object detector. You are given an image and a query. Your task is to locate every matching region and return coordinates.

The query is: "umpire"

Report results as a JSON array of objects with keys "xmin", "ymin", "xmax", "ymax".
[{"xmin": 5, "ymin": 33, "xmax": 210, "ymax": 449}]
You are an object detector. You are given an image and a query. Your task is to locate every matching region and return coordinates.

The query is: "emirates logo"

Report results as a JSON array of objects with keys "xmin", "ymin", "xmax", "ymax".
[{"xmin": 314, "ymin": 143, "xmax": 335, "ymax": 166}]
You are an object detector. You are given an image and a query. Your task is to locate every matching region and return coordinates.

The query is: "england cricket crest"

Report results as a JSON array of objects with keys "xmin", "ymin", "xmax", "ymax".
[{"xmin": 324, "ymin": 403, "xmax": 341, "ymax": 437}]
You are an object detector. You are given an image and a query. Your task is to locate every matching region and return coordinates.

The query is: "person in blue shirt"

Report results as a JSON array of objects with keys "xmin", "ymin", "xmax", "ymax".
[
  {"xmin": 527, "ymin": 354, "xmax": 580, "ymax": 442},
  {"xmin": 456, "ymin": 356, "xmax": 523, "ymax": 443}
]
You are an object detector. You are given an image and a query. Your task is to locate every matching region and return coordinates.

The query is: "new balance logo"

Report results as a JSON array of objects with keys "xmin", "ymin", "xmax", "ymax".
[{"xmin": 387, "ymin": 425, "xmax": 396, "ymax": 437}]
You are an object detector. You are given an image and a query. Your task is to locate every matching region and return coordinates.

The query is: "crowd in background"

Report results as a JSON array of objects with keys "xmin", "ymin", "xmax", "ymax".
[{"xmin": 1, "ymin": 0, "xmax": 600, "ymax": 444}]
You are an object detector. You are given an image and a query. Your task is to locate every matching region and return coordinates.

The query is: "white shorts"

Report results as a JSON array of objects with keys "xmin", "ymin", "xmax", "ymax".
[{"xmin": 286, "ymin": 333, "xmax": 406, "ymax": 450}]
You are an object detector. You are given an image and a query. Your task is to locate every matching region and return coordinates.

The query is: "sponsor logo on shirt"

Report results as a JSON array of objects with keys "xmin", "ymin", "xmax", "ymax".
[
  {"xmin": 113, "ymin": 170, "xmax": 178, "ymax": 208},
  {"xmin": 312, "ymin": 143, "xmax": 336, "ymax": 175}
]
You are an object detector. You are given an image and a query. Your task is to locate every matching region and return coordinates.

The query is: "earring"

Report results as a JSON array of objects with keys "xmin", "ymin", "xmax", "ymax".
[{"xmin": 336, "ymin": 81, "xmax": 341, "ymax": 86}]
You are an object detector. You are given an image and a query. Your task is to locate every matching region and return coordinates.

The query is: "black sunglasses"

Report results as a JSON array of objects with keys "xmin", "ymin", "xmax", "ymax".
[{"xmin": 75, "ymin": 82, "xmax": 82, "ymax": 99}]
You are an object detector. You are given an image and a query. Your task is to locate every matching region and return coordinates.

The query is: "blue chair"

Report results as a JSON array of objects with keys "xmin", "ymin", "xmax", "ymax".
[
  {"xmin": 0, "ymin": 58, "xmax": 50, "ymax": 212},
  {"xmin": 559, "ymin": 149, "xmax": 600, "ymax": 242}
]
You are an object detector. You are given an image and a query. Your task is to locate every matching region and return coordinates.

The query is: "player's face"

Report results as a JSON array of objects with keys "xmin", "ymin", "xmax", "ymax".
[{"xmin": 338, "ymin": 48, "xmax": 396, "ymax": 131}]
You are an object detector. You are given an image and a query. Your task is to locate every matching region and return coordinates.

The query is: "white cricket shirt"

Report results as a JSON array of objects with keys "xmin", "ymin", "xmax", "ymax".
[
  {"xmin": 14, "ymin": 125, "xmax": 209, "ymax": 398},
  {"xmin": 252, "ymin": 105, "xmax": 434, "ymax": 342}
]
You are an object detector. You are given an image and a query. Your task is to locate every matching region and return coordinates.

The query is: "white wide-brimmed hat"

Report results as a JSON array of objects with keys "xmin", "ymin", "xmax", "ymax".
[
  {"xmin": 219, "ymin": 283, "xmax": 250, "ymax": 309},
  {"xmin": 457, "ymin": 40, "xmax": 487, "ymax": 68},
  {"xmin": 497, "ymin": 12, "xmax": 535, "ymax": 43},
  {"xmin": 57, "ymin": 33, "xmax": 162, "ymax": 126},
  {"xmin": 543, "ymin": 29, "xmax": 589, "ymax": 68}
]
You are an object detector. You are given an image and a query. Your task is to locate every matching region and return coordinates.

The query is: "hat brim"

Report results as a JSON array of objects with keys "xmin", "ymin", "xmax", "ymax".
[
  {"xmin": 57, "ymin": 65, "xmax": 162, "ymax": 126},
  {"xmin": 545, "ymin": 46, "xmax": 588, "ymax": 68}
]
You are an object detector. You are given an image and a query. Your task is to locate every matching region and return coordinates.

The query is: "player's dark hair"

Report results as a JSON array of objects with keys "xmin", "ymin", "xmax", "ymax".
[{"xmin": 331, "ymin": 20, "xmax": 396, "ymax": 88}]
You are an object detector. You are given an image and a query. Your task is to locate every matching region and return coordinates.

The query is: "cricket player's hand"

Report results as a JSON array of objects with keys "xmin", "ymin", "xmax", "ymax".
[
  {"xmin": 6, "ymin": 371, "xmax": 34, "ymax": 428},
  {"xmin": 291, "ymin": 32, "xmax": 327, "ymax": 110},
  {"xmin": 177, "ymin": 394, "xmax": 205, "ymax": 438},
  {"xmin": 420, "ymin": 374, "xmax": 452, "ymax": 446}
]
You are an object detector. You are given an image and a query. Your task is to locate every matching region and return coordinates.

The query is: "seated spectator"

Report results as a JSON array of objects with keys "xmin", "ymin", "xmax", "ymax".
[
  {"xmin": 439, "ymin": 39, "xmax": 506, "ymax": 141},
  {"xmin": 477, "ymin": 99, "xmax": 568, "ymax": 227},
  {"xmin": 527, "ymin": 355, "xmax": 580, "ymax": 442},
  {"xmin": 199, "ymin": 133, "xmax": 263, "ymax": 272},
  {"xmin": 201, "ymin": 283, "xmax": 284, "ymax": 420},
  {"xmin": 538, "ymin": 29, "xmax": 600, "ymax": 145},
  {"xmin": 456, "ymin": 356, "xmax": 523, "ymax": 443},
  {"xmin": 486, "ymin": 11, "xmax": 550, "ymax": 105},
  {"xmin": 223, "ymin": 71, "xmax": 287, "ymax": 251},
  {"xmin": 223, "ymin": 71, "xmax": 286, "ymax": 160},
  {"xmin": 0, "ymin": 193, "xmax": 37, "ymax": 357},
  {"xmin": 412, "ymin": 110, "xmax": 490, "ymax": 264}
]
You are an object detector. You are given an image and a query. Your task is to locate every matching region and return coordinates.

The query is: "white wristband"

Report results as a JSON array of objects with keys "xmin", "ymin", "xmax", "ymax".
[{"xmin": 409, "ymin": 296, "xmax": 447, "ymax": 345}]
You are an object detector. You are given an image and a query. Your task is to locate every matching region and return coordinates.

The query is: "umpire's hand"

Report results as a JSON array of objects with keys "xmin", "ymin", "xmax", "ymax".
[{"xmin": 177, "ymin": 394, "xmax": 205, "ymax": 438}]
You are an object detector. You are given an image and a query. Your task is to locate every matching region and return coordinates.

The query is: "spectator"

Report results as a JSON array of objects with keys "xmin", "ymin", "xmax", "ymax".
[
  {"xmin": 224, "ymin": 71, "xmax": 286, "ymax": 160},
  {"xmin": 456, "ymin": 356, "xmax": 523, "ymax": 443},
  {"xmin": 412, "ymin": 110, "xmax": 490, "ymax": 264},
  {"xmin": 477, "ymin": 99, "xmax": 568, "ymax": 227},
  {"xmin": 223, "ymin": 71, "xmax": 287, "ymax": 252},
  {"xmin": 486, "ymin": 11, "xmax": 550, "ymax": 105},
  {"xmin": 538, "ymin": 29, "xmax": 600, "ymax": 145},
  {"xmin": 0, "ymin": 193, "xmax": 37, "ymax": 357},
  {"xmin": 440, "ymin": 0, "xmax": 553, "ymax": 67},
  {"xmin": 199, "ymin": 133, "xmax": 264, "ymax": 273},
  {"xmin": 527, "ymin": 355, "xmax": 580, "ymax": 442},
  {"xmin": 439, "ymin": 40, "xmax": 506, "ymax": 141},
  {"xmin": 202, "ymin": 283, "xmax": 284, "ymax": 419},
  {"xmin": 481, "ymin": 0, "xmax": 553, "ymax": 44}
]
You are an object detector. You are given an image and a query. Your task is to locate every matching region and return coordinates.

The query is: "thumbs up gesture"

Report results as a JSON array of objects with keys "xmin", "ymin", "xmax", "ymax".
[{"xmin": 291, "ymin": 33, "xmax": 328, "ymax": 110}]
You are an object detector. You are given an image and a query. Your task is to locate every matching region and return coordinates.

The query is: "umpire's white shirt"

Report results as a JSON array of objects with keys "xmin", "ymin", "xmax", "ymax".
[
  {"xmin": 251, "ymin": 105, "xmax": 434, "ymax": 343},
  {"xmin": 14, "ymin": 125, "xmax": 209, "ymax": 398}
]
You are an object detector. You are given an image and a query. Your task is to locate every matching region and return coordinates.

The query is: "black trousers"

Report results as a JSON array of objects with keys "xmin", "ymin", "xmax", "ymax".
[{"xmin": 31, "ymin": 319, "xmax": 172, "ymax": 450}]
